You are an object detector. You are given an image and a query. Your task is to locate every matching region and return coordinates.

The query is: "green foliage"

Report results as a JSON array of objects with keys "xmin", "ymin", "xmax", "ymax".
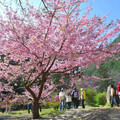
[
  {"xmin": 85, "ymin": 89, "xmax": 107, "ymax": 106},
  {"xmin": 46, "ymin": 109, "xmax": 64, "ymax": 117},
  {"xmin": 96, "ymin": 80, "xmax": 113, "ymax": 93},
  {"xmin": 63, "ymin": 73, "xmax": 71, "ymax": 85},
  {"xmin": 85, "ymin": 64, "xmax": 97, "ymax": 76},
  {"xmin": 102, "ymin": 60, "xmax": 120, "ymax": 72},
  {"xmin": 43, "ymin": 101, "xmax": 60, "ymax": 110},
  {"xmin": 12, "ymin": 104, "xmax": 27, "ymax": 110},
  {"xmin": 0, "ymin": 54, "xmax": 5, "ymax": 62},
  {"xmin": 96, "ymin": 92, "xmax": 107, "ymax": 106},
  {"xmin": 95, "ymin": 63, "xmax": 109, "ymax": 78},
  {"xmin": 13, "ymin": 76, "xmax": 25, "ymax": 94},
  {"xmin": 51, "ymin": 73, "xmax": 62, "ymax": 85},
  {"xmin": 85, "ymin": 88, "xmax": 97, "ymax": 106}
]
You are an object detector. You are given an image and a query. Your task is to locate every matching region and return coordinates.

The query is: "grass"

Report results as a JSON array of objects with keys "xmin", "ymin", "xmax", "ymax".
[
  {"xmin": 0, "ymin": 108, "xmax": 65, "ymax": 118},
  {"xmin": 43, "ymin": 109, "xmax": 65, "ymax": 117},
  {"xmin": 0, "ymin": 110, "xmax": 32, "ymax": 117},
  {"xmin": 1, "ymin": 106, "xmax": 120, "ymax": 119}
]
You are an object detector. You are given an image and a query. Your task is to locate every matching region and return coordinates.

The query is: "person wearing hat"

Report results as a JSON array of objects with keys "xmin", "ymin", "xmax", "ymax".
[
  {"xmin": 59, "ymin": 88, "xmax": 65, "ymax": 111},
  {"xmin": 116, "ymin": 82, "xmax": 120, "ymax": 106},
  {"xmin": 80, "ymin": 88, "xmax": 86, "ymax": 109}
]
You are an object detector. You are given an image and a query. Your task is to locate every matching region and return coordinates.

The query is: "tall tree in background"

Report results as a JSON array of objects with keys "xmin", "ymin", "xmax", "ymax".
[{"xmin": 0, "ymin": 0, "xmax": 120, "ymax": 118}]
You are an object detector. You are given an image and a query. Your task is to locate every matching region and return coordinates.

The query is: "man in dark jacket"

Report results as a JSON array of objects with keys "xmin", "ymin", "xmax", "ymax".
[{"xmin": 71, "ymin": 87, "xmax": 79, "ymax": 109}]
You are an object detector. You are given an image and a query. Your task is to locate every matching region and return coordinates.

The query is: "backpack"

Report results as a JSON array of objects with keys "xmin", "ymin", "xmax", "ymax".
[
  {"xmin": 118, "ymin": 85, "xmax": 120, "ymax": 92},
  {"xmin": 73, "ymin": 91, "xmax": 79, "ymax": 98},
  {"xmin": 59, "ymin": 96, "xmax": 65, "ymax": 100},
  {"xmin": 59, "ymin": 92, "xmax": 65, "ymax": 100}
]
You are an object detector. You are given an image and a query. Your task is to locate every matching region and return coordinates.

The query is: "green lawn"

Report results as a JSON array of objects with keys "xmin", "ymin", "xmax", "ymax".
[
  {"xmin": 0, "ymin": 108, "xmax": 64, "ymax": 118},
  {"xmin": 0, "ymin": 110, "xmax": 32, "ymax": 117}
]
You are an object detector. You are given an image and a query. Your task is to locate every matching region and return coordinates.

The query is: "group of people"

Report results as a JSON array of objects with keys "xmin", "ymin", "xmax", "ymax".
[
  {"xmin": 107, "ymin": 82, "xmax": 120, "ymax": 107},
  {"xmin": 2, "ymin": 83, "xmax": 120, "ymax": 114},
  {"xmin": 55, "ymin": 87, "xmax": 86, "ymax": 111}
]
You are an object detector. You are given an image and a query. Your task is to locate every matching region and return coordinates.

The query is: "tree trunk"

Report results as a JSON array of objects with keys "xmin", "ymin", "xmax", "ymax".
[{"xmin": 33, "ymin": 99, "xmax": 40, "ymax": 119}]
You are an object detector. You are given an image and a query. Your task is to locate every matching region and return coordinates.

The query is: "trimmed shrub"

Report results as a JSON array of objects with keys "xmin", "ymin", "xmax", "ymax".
[
  {"xmin": 96, "ymin": 92, "xmax": 107, "ymax": 106},
  {"xmin": 85, "ymin": 88, "xmax": 97, "ymax": 106},
  {"xmin": 51, "ymin": 102, "xmax": 60, "ymax": 110},
  {"xmin": 43, "ymin": 101, "xmax": 60, "ymax": 110}
]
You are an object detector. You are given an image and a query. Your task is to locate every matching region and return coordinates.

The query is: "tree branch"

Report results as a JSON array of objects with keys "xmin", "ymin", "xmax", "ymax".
[
  {"xmin": 38, "ymin": 72, "xmax": 46, "ymax": 99},
  {"xmin": 41, "ymin": 0, "xmax": 49, "ymax": 11},
  {"xmin": 24, "ymin": 84, "xmax": 37, "ymax": 99}
]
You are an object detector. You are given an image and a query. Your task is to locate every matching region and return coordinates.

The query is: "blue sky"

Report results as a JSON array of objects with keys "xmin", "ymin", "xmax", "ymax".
[
  {"xmin": 84, "ymin": 0, "xmax": 120, "ymax": 23},
  {"xmin": 0, "ymin": 0, "xmax": 119, "ymax": 24},
  {"xmin": 29, "ymin": 0, "xmax": 120, "ymax": 24}
]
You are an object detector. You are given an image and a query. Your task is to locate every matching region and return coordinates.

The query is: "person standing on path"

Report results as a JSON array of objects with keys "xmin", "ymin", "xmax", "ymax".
[
  {"xmin": 39, "ymin": 98, "xmax": 42, "ymax": 112},
  {"xmin": 59, "ymin": 88, "xmax": 65, "ymax": 111},
  {"xmin": 80, "ymin": 88, "xmax": 86, "ymax": 109},
  {"xmin": 27, "ymin": 98, "xmax": 33, "ymax": 113},
  {"xmin": 71, "ymin": 87, "xmax": 79, "ymax": 109},
  {"xmin": 66, "ymin": 92, "xmax": 72, "ymax": 109},
  {"xmin": 110, "ymin": 85, "xmax": 118, "ymax": 107}
]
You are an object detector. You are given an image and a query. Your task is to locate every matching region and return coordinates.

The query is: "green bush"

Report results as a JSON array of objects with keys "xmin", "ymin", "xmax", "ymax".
[
  {"xmin": 43, "ymin": 101, "xmax": 60, "ymax": 110},
  {"xmin": 96, "ymin": 92, "xmax": 107, "ymax": 106},
  {"xmin": 51, "ymin": 102, "xmax": 60, "ymax": 110},
  {"xmin": 85, "ymin": 88, "xmax": 97, "ymax": 106}
]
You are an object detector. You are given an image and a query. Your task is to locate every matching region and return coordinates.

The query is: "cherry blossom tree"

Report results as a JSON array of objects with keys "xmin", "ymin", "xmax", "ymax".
[{"xmin": 0, "ymin": 0, "xmax": 120, "ymax": 118}]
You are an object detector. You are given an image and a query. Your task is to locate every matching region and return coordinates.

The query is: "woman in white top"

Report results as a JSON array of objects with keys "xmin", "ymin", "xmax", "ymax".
[
  {"xmin": 59, "ymin": 88, "xmax": 65, "ymax": 111},
  {"xmin": 66, "ymin": 92, "xmax": 72, "ymax": 109}
]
